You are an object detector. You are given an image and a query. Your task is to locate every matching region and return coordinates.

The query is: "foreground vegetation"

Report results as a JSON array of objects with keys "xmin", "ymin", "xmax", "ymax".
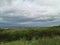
[
  {"xmin": 0, "ymin": 26, "xmax": 60, "ymax": 45},
  {"xmin": 0, "ymin": 36, "xmax": 60, "ymax": 45}
]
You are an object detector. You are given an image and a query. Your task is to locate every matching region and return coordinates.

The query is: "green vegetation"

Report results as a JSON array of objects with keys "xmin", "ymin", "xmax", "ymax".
[
  {"xmin": 0, "ymin": 37, "xmax": 60, "ymax": 45},
  {"xmin": 0, "ymin": 26, "xmax": 60, "ymax": 45}
]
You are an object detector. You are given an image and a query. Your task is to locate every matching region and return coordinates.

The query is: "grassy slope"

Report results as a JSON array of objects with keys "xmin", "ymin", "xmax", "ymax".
[{"xmin": 0, "ymin": 26, "xmax": 60, "ymax": 45}]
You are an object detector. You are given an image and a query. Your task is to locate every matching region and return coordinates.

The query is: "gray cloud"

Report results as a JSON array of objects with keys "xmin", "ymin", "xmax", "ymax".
[{"xmin": 0, "ymin": 0, "xmax": 60, "ymax": 27}]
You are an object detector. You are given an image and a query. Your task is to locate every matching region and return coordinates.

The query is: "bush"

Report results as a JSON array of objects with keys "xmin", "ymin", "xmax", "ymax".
[{"xmin": 0, "ymin": 26, "xmax": 60, "ymax": 42}]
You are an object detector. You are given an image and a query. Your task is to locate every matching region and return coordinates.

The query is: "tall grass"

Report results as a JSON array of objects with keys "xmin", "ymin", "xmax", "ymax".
[
  {"xmin": 0, "ymin": 36, "xmax": 60, "ymax": 45},
  {"xmin": 0, "ymin": 26, "xmax": 60, "ymax": 42}
]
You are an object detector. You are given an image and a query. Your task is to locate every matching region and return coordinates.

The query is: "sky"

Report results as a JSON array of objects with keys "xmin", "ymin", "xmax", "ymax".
[{"xmin": 0, "ymin": 0, "xmax": 60, "ymax": 27}]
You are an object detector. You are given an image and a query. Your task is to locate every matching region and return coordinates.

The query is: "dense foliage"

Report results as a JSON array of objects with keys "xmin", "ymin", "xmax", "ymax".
[{"xmin": 0, "ymin": 26, "xmax": 60, "ymax": 42}]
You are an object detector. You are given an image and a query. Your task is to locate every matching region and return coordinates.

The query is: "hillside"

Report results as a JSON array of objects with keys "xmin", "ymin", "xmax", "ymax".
[{"xmin": 0, "ymin": 26, "xmax": 60, "ymax": 45}]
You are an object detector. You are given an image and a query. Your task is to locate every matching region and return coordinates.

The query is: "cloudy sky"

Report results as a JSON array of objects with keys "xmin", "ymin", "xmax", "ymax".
[{"xmin": 0, "ymin": 0, "xmax": 60, "ymax": 27}]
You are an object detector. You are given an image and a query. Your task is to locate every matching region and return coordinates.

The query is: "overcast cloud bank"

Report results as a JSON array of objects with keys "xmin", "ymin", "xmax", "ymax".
[{"xmin": 0, "ymin": 0, "xmax": 60, "ymax": 27}]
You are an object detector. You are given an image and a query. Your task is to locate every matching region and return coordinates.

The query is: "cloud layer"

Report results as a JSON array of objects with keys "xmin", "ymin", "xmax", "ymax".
[{"xmin": 0, "ymin": 0, "xmax": 60, "ymax": 27}]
